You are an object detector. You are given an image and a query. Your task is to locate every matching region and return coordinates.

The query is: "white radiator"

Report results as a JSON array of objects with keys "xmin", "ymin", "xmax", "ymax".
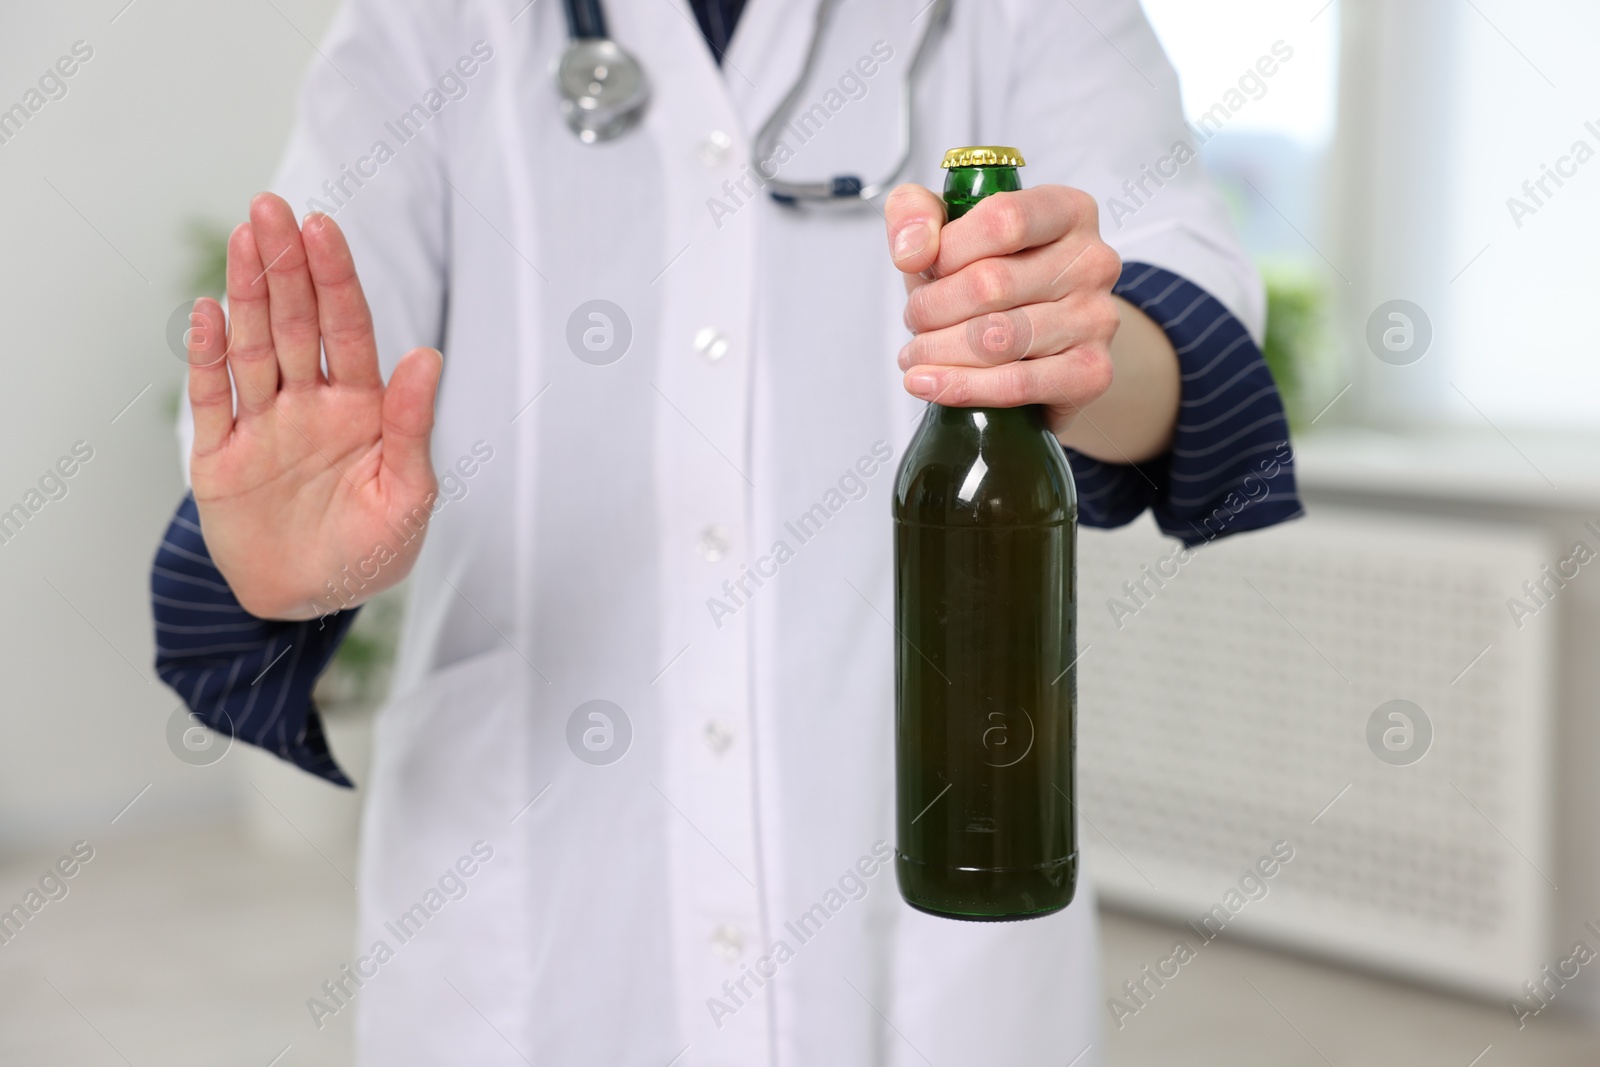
[{"xmin": 1077, "ymin": 506, "xmax": 1555, "ymax": 997}]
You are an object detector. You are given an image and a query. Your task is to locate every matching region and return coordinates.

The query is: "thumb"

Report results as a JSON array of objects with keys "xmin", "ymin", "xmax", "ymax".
[
  {"xmin": 380, "ymin": 346, "xmax": 443, "ymax": 492},
  {"xmin": 885, "ymin": 183, "xmax": 945, "ymax": 280}
]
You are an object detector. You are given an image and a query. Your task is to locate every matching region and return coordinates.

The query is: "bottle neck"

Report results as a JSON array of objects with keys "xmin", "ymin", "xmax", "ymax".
[
  {"xmin": 923, "ymin": 403, "xmax": 1043, "ymax": 435},
  {"xmin": 943, "ymin": 165, "xmax": 1021, "ymax": 221},
  {"xmin": 938, "ymin": 164, "xmax": 1026, "ymax": 422}
]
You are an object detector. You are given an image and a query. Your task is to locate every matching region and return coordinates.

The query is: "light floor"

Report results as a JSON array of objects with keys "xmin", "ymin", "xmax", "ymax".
[
  {"xmin": 1, "ymin": 824, "xmax": 1595, "ymax": 1066},
  {"xmin": 1098, "ymin": 908, "xmax": 1598, "ymax": 1066}
]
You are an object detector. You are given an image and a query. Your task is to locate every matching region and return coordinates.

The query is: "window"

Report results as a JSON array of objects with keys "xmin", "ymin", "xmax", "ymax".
[
  {"xmin": 1140, "ymin": 0, "xmax": 1340, "ymax": 152},
  {"xmin": 1146, "ymin": 0, "xmax": 1600, "ymax": 430},
  {"xmin": 1140, "ymin": 0, "xmax": 1343, "ymax": 425},
  {"xmin": 1445, "ymin": 0, "xmax": 1600, "ymax": 426}
]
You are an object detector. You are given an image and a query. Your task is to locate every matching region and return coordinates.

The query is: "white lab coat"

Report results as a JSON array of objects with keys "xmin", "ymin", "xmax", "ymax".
[{"xmin": 203, "ymin": 0, "xmax": 1260, "ymax": 1063}]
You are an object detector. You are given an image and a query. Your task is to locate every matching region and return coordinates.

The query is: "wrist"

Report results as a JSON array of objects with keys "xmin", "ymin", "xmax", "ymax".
[{"xmin": 1053, "ymin": 296, "xmax": 1178, "ymax": 465}]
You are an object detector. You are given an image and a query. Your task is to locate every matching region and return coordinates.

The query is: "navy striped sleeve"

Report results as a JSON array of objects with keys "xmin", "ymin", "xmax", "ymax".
[
  {"xmin": 152, "ymin": 493, "xmax": 358, "ymax": 787},
  {"xmin": 1066, "ymin": 262, "xmax": 1304, "ymax": 548}
]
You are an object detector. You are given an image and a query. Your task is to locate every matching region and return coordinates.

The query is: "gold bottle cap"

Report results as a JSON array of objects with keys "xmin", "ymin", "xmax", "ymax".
[{"xmin": 940, "ymin": 145, "xmax": 1026, "ymax": 169}]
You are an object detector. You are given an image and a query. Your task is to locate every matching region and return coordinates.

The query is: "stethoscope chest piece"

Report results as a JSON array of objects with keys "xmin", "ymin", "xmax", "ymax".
[
  {"xmin": 557, "ymin": 37, "xmax": 650, "ymax": 143},
  {"xmin": 553, "ymin": 0, "xmax": 953, "ymax": 194}
]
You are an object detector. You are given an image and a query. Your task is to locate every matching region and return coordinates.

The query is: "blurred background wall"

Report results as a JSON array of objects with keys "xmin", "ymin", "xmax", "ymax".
[
  {"xmin": 1082, "ymin": 4, "xmax": 1600, "ymax": 1061},
  {"xmin": 0, "ymin": 0, "xmax": 345, "ymax": 850}
]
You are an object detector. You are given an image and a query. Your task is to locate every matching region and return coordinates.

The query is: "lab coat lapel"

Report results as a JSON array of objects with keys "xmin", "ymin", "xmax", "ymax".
[
  {"xmin": 609, "ymin": 0, "xmax": 749, "ymax": 136},
  {"xmin": 716, "ymin": 0, "xmax": 827, "ymax": 140}
]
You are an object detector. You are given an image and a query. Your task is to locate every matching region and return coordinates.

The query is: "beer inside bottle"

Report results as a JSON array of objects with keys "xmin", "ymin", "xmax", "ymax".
[{"xmin": 893, "ymin": 146, "xmax": 1079, "ymax": 921}]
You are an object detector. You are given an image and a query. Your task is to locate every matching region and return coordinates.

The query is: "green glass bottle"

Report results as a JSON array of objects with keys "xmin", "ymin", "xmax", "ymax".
[{"xmin": 893, "ymin": 146, "xmax": 1079, "ymax": 921}]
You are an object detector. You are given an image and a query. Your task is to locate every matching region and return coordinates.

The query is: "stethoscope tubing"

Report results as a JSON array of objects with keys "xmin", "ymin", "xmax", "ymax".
[
  {"xmin": 557, "ymin": 0, "xmax": 955, "ymax": 205},
  {"xmin": 563, "ymin": 0, "xmax": 608, "ymax": 40},
  {"xmin": 753, "ymin": 0, "xmax": 953, "ymax": 204}
]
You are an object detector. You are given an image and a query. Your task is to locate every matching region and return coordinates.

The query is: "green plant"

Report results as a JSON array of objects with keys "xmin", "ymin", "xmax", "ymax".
[
  {"xmin": 1259, "ymin": 264, "xmax": 1327, "ymax": 429},
  {"xmin": 314, "ymin": 586, "xmax": 405, "ymax": 714},
  {"xmin": 185, "ymin": 218, "xmax": 231, "ymax": 299}
]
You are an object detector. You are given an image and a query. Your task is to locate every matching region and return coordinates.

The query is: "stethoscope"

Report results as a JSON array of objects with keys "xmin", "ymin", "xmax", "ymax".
[{"xmin": 555, "ymin": 0, "xmax": 954, "ymax": 205}]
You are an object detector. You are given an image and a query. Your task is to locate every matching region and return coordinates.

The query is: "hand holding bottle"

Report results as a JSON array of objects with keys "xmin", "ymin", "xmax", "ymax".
[
  {"xmin": 885, "ymin": 178, "xmax": 1180, "ymax": 464},
  {"xmin": 884, "ymin": 180, "xmax": 1122, "ymax": 422}
]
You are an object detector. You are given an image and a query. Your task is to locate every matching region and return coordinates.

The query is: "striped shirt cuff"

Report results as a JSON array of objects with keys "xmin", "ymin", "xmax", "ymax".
[
  {"xmin": 1067, "ymin": 262, "xmax": 1304, "ymax": 548},
  {"xmin": 152, "ymin": 493, "xmax": 358, "ymax": 787}
]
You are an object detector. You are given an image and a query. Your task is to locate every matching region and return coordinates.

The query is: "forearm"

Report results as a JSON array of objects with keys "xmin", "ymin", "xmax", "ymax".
[
  {"xmin": 1055, "ymin": 296, "xmax": 1178, "ymax": 465},
  {"xmin": 153, "ymin": 494, "xmax": 358, "ymax": 786}
]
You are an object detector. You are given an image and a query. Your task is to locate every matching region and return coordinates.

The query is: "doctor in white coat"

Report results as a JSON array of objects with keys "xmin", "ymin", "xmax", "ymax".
[{"xmin": 157, "ymin": 0, "xmax": 1285, "ymax": 1063}]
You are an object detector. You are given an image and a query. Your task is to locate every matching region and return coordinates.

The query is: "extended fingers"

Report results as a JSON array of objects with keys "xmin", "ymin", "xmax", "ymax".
[
  {"xmin": 187, "ymin": 297, "xmax": 234, "ymax": 456},
  {"xmin": 379, "ymin": 347, "xmax": 443, "ymax": 494},
  {"xmin": 905, "ymin": 236, "xmax": 1121, "ymax": 334},
  {"xmin": 302, "ymin": 212, "xmax": 382, "ymax": 390},
  {"xmin": 224, "ymin": 222, "xmax": 279, "ymax": 415},
  {"xmin": 249, "ymin": 192, "xmax": 324, "ymax": 389}
]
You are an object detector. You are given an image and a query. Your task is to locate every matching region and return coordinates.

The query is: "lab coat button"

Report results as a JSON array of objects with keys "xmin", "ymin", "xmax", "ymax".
[
  {"xmin": 704, "ymin": 719, "xmax": 734, "ymax": 755},
  {"xmin": 698, "ymin": 525, "xmax": 730, "ymax": 562},
  {"xmin": 698, "ymin": 130, "xmax": 733, "ymax": 168},
  {"xmin": 693, "ymin": 326, "xmax": 730, "ymax": 363},
  {"xmin": 712, "ymin": 923, "xmax": 744, "ymax": 960}
]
